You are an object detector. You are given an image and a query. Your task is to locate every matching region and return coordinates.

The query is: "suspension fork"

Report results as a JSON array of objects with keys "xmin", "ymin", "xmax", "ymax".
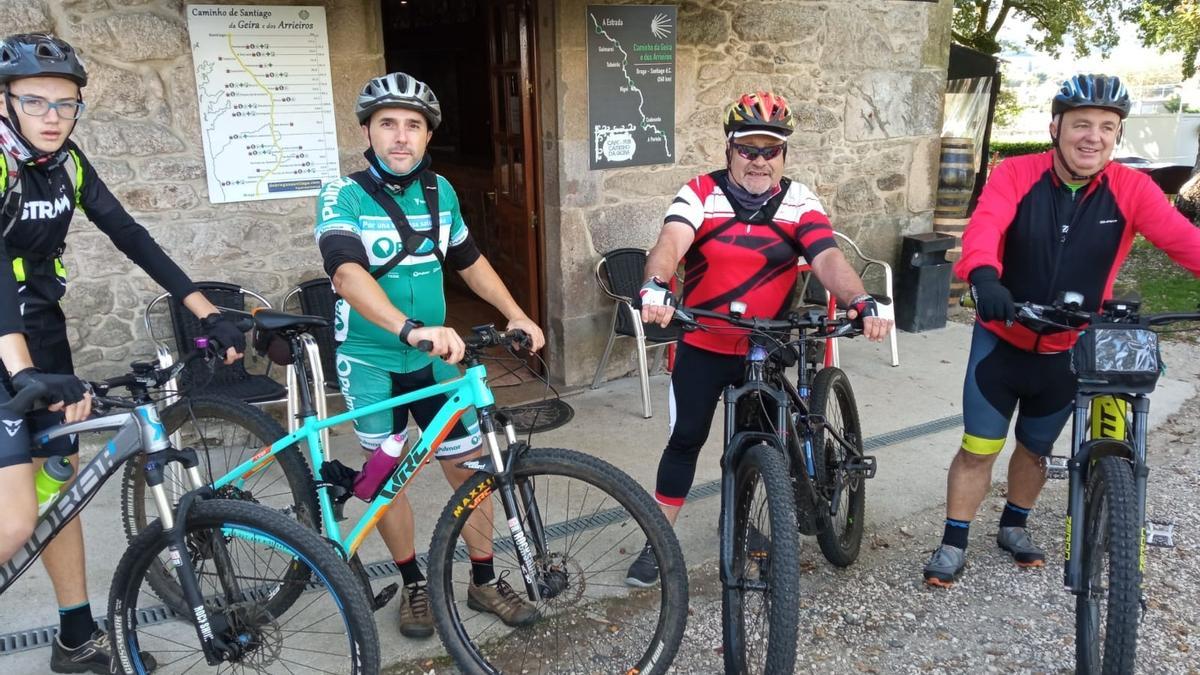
[
  {"xmin": 1130, "ymin": 396, "xmax": 1151, "ymax": 573},
  {"xmin": 481, "ymin": 409, "xmax": 544, "ymax": 603},
  {"xmin": 1064, "ymin": 394, "xmax": 1090, "ymax": 593},
  {"xmin": 144, "ymin": 449, "xmax": 235, "ymax": 664}
]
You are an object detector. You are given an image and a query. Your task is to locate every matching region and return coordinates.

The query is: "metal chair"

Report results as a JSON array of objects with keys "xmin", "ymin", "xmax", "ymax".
[
  {"xmin": 824, "ymin": 231, "xmax": 900, "ymax": 367},
  {"xmin": 281, "ymin": 278, "xmax": 339, "ymax": 446},
  {"xmin": 144, "ymin": 281, "xmax": 287, "ymax": 406},
  {"xmin": 590, "ymin": 248, "xmax": 680, "ymax": 418}
]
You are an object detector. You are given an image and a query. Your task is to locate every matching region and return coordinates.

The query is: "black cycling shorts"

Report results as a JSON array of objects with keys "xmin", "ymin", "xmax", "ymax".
[{"xmin": 0, "ymin": 323, "xmax": 79, "ymax": 466}]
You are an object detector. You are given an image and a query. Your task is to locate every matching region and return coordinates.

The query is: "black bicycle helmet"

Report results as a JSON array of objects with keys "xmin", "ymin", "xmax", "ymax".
[
  {"xmin": 355, "ymin": 72, "xmax": 441, "ymax": 129},
  {"xmin": 1051, "ymin": 73, "xmax": 1129, "ymax": 119},
  {"xmin": 722, "ymin": 91, "xmax": 795, "ymax": 140},
  {"xmin": 0, "ymin": 33, "xmax": 87, "ymax": 87}
]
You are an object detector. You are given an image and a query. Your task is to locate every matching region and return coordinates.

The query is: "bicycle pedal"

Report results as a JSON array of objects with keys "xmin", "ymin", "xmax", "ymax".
[
  {"xmin": 372, "ymin": 582, "xmax": 399, "ymax": 611},
  {"xmin": 1146, "ymin": 519, "xmax": 1175, "ymax": 548},
  {"xmin": 1043, "ymin": 455, "xmax": 1069, "ymax": 480},
  {"xmin": 844, "ymin": 455, "xmax": 877, "ymax": 479}
]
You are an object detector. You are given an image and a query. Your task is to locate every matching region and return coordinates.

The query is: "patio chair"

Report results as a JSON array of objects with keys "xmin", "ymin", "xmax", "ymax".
[{"xmin": 590, "ymin": 248, "xmax": 680, "ymax": 418}]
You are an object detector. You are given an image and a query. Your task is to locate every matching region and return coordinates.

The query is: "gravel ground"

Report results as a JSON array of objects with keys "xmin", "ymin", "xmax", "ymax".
[{"xmin": 664, "ymin": 394, "xmax": 1200, "ymax": 675}]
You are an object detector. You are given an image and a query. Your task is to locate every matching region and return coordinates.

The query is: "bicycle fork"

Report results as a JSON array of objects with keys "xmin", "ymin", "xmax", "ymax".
[{"xmin": 481, "ymin": 409, "xmax": 546, "ymax": 603}]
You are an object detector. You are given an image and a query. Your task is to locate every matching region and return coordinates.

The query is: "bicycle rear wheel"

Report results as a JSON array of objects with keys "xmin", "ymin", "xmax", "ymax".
[
  {"xmin": 427, "ymin": 447, "xmax": 687, "ymax": 675},
  {"xmin": 107, "ymin": 499, "xmax": 378, "ymax": 674},
  {"xmin": 722, "ymin": 442, "xmax": 800, "ymax": 675},
  {"xmin": 1075, "ymin": 455, "xmax": 1141, "ymax": 674},
  {"xmin": 119, "ymin": 395, "xmax": 317, "ymax": 612},
  {"xmin": 810, "ymin": 366, "xmax": 867, "ymax": 567}
]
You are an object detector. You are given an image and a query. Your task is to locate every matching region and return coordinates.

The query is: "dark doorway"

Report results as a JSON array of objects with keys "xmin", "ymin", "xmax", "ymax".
[{"xmin": 380, "ymin": 0, "xmax": 543, "ymax": 338}]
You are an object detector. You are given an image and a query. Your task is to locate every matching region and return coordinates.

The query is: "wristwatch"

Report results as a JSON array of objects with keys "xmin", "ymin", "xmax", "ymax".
[{"xmin": 399, "ymin": 318, "xmax": 424, "ymax": 345}]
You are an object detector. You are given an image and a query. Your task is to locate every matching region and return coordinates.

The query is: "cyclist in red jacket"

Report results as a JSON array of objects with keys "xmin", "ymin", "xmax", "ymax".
[{"xmin": 923, "ymin": 74, "xmax": 1200, "ymax": 587}]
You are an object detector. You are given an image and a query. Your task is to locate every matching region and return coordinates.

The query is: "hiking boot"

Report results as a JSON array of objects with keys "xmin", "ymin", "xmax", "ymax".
[
  {"xmin": 923, "ymin": 544, "xmax": 967, "ymax": 588},
  {"xmin": 625, "ymin": 541, "xmax": 659, "ymax": 588},
  {"xmin": 467, "ymin": 572, "xmax": 538, "ymax": 627},
  {"xmin": 51, "ymin": 629, "xmax": 158, "ymax": 673},
  {"xmin": 398, "ymin": 582, "xmax": 434, "ymax": 638},
  {"xmin": 997, "ymin": 526, "xmax": 1046, "ymax": 568}
]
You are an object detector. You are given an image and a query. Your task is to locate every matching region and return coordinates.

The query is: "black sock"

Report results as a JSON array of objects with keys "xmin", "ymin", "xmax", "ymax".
[
  {"xmin": 942, "ymin": 518, "xmax": 970, "ymax": 550},
  {"xmin": 471, "ymin": 556, "xmax": 495, "ymax": 586},
  {"xmin": 999, "ymin": 501, "xmax": 1032, "ymax": 529},
  {"xmin": 58, "ymin": 603, "xmax": 97, "ymax": 649},
  {"xmin": 396, "ymin": 556, "xmax": 425, "ymax": 587}
]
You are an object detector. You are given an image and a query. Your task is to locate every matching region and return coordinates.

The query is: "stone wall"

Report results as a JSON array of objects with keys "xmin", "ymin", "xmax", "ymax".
[
  {"xmin": 0, "ymin": 0, "xmax": 382, "ymax": 379},
  {"xmin": 540, "ymin": 0, "xmax": 954, "ymax": 385}
]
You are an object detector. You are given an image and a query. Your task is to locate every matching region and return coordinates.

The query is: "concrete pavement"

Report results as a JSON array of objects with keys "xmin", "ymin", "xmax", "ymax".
[{"xmin": 1, "ymin": 320, "xmax": 1197, "ymax": 672}]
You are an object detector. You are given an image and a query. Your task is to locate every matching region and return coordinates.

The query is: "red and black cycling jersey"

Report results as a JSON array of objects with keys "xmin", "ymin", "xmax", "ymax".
[
  {"xmin": 0, "ymin": 141, "xmax": 196, "ymax": 337},
  {"xmin": 956, "ymin": 150, "xmax": 1200, "ymax": 353},
  {"xmin": 666, "ymin": 170, "xmax": 836, "ymax": 355}
]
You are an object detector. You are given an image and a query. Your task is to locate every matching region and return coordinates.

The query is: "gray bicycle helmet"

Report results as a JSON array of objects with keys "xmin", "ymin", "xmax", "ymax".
[
  {"xmin": 1052, "ymin": 73, "xmax": 1130, "ymax": 119},
  {"xmin": 355, "ymin": 72, "xmax": 441, "ymax": 129},
  {"xmin": 0, "ymin": 33, "xmax": 88, "ymax": 87}
]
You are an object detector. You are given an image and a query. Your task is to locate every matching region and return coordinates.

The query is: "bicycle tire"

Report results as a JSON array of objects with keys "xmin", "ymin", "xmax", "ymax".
[
  {"xmin": 810, "ymin": 366, "xmax": 867, "ymax": 567},
  {"xmin": 118, "ymin": 395, "xmax": 317, "ymax": 612},
  {"xmin": 722, "ymin": 442, "xmax": 800, "ymax": 675},
  {"xmin": 426, "ymin": 447, "xmax": 687, "ymax": 675},
  {"xmin": 107, "ymin": 499, "xmax": 379, "ymax": 674},
  {"xmin": 1075, "ymin": 455, "xmax": 1141, "ymax": 674}
]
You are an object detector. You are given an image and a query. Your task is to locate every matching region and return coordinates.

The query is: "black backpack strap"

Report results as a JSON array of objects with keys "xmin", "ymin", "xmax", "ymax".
[
  {"xmin": 418, "ymin": 170, "xmax": 442, "ymax": 265},
  {"xmin": 348, "ymin": 170, "xmax": 443, "ymax": 280}
]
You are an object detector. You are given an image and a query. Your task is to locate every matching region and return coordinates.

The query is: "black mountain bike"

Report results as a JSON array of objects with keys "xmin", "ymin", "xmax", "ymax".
[
  {"xmin": 672, "ymin": 302, "xmax": 878, "ymax": 674},
  {"xmin": 1007, "ymin": 293, "xmax": 1200, "ymax": 674}
]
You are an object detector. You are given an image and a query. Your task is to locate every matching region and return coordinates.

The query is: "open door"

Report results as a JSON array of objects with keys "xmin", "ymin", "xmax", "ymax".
[{"xmin": 485, "ymin": 0, "xmax": 541, "ymax": 325}]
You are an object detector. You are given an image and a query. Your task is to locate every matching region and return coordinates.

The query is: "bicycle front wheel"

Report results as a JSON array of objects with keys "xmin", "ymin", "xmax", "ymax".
[
  {"xmin": 107, "ymin": 499, "xmax": 378, "ymax": 674},
  {"xmin": 427, "ymin": 447, "xmax": 687, "ymax": 675},
  {"xmin": 1075, "ymin": 455, "xmax": 1141, "ymax": 674},
  {"xmin": 723, "ymin": 442, "xmax": 800, "ymax": 675},
  {"xmin": 119, "ymin": 395, "xmax": 317, "ymax": 611},
  {"xmin": 810, "ymin": 366, "xmax": 867, "ymax": 567}
]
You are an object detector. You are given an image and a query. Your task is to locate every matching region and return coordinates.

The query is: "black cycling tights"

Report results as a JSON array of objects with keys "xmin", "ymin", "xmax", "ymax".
[{"xmin": 654, "ymin": 342, "xmax": 744, "ymax": 506}]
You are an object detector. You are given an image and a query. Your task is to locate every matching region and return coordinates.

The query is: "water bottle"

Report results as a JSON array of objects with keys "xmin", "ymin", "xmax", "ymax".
[
  {"xmin": 353, "ymin": 433, "xmax": 407, "ymax": 501},
  {"xmin": 36, "ymin": 455, "xmax": 74, "ymax": 516}
]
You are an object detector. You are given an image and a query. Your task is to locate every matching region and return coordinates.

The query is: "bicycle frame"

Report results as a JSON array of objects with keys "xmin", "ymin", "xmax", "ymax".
[
  {"xmin": 212, "ymin": 335, "xmax": 547, "ymax": 599},
  {"xmin": 1063, "ymin": 392, "xmax": 1148, "ymax": 594},
  {"xmin": 0, "ymin": 404, "xmax": 175, "ymax": 595}
]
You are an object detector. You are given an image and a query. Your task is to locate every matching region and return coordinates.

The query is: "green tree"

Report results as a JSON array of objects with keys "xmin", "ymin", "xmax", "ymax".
[
  {"xmin": 993, "ymin": 88, "xmax": 1025, "ymax": 127},
  {"xmin": 952, "ymin": 0, "xmax": 1124, "ymax": 56},
  {"xmin": 1125, "ymin": 1, "xmax": 1200, "ymax": 79}
]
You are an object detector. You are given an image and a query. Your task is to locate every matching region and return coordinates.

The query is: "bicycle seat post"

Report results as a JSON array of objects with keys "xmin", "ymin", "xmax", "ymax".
[{"xmin": 289, "ymin": 335, "xmax": 318, "ymax": 420}]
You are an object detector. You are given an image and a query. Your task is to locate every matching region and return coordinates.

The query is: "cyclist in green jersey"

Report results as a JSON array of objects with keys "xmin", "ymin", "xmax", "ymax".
[{"xmin": 314, "ymin": 72, "xmax": 544, "ymax": 638}]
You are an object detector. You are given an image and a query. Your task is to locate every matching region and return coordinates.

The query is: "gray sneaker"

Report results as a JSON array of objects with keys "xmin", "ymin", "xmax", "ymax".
[
  {"xmin": 923, "ymin": 544, "xmax": 966, "ymax": 588},
  {"xmin": 997, "ymin": 526, "xmax": 1046, "ymax": 567}
]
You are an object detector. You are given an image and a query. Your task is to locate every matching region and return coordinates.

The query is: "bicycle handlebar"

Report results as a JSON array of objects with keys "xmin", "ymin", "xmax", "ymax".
[
  {"xmin": 672, "ymin": 305, "xmax": 861, "ymax": 339},
  {"xmin": 414, "ymin": 325, "xmax": 533, "ymax": 355}
]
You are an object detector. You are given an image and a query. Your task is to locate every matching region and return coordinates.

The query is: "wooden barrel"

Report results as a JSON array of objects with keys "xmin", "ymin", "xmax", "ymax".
[
  {"xmin": 935, "ymin": 137, "xmax": 977, "ymax": 217},
  {"xmin": 934, "ymin": 214, "xmax": 969, "ymax": 301}
]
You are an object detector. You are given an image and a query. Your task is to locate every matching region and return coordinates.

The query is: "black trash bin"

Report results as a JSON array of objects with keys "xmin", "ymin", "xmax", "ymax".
[{"xmin": 895, "ymin": 232, "xmax": 957, "ymax": 333}]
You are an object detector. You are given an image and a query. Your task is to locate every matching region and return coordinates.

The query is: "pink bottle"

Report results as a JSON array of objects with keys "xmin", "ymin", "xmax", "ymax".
[{"xmin": 353, "ymin": 433, "xmax": 406, "ymax": 501}]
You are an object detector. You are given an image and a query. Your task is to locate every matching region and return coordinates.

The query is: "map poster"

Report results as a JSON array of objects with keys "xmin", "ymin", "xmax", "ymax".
[
  {"xmin": 186, "ymin": 5, "xmax": 340, "ymax": 203},
  {"xmin": 586, "ymin": 5, "xmax": 676, "ymax": 170}
]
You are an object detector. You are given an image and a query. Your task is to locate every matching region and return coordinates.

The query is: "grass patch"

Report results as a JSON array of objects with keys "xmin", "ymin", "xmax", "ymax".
[{"xmin": 1114, "ymin": 237, "xmax": 1200, "ymax": 314}]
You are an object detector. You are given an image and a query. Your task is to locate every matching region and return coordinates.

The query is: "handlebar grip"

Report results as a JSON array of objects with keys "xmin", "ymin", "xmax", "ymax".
[
  {"xmin": 416, "ymin": 340, "xmax": 434, "ymax": 353},
  {"xmin": 0, "ymin": 380, "xmax": 49, "ymax": 415}
]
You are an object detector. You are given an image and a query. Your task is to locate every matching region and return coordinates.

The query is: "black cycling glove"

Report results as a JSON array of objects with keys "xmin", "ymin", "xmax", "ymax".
[
  {"xmin": 11, "ymin": 367, "xmax": 88, "ymax": 406},
  {"xmin": 201, "ymin": 313, "xmax": 247, "ymax": 354},
  {"xmin": 968, "ymin": 267, "xmax": 1015, "ymax": 324},
  {"xmin": 848, "ymin": 294, "xmax": 879, "ymax": 329}
]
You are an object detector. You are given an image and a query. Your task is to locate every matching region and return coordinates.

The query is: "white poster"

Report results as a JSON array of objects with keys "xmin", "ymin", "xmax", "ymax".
[{"xmin": 186, "ymin": 5, "xmax": 340, "ymax": 203}]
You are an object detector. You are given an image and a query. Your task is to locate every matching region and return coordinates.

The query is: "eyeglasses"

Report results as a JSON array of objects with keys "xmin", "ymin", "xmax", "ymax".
[
  {"xmin": 5, "ymin": 94, "xmax": 85, "ymax": 120},
  {"xmin": 731, "ymin": 142, "xmax": 785, "ymax": 161}
]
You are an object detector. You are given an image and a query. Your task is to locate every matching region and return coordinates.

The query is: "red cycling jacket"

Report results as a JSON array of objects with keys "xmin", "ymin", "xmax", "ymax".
[
  {"xmin": 667, "ymin": 170, "xmax": 836, "ymax": 355},
  {"xmin": 955, "ymin": 150, "xmax": 1200, "ymax": 353}
]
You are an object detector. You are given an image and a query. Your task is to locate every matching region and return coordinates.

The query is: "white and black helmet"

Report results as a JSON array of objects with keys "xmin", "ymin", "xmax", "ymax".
[{"xmin": 355, "ymin": 72, "xmax": 441, "ymax": 129}]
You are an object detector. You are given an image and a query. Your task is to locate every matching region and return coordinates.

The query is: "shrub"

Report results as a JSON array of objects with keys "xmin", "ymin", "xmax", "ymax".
[{"xmin": 989, "ymin": 140, "xmax": 1052, "ymax": 158}]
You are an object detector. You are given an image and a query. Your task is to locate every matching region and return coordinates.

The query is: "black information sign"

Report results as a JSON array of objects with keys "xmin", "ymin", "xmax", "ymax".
[{"xmin": 586, "ymin": 5, "xmax": 677, "ymax": 170}]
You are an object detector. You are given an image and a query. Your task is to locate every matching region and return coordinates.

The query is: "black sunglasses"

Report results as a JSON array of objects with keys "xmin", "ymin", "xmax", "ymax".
[{"xmin": 731, "ymin": 142, "xmax": 785, "ymax": 161}]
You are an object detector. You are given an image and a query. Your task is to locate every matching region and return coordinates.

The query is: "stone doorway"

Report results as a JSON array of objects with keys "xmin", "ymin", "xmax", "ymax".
[{"xmin": 380, "ymin": 0, "xmax": 544, "ymax": 336}]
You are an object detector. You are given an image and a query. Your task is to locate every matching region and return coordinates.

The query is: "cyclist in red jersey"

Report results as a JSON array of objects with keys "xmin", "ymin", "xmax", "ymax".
[
  {"xmin": 626, "ymin": 91, "xmax": 893, "ymax": 586},
  {"xmin": 923, "ymin": 74, "xmax": 1200, "ymax": 588}
]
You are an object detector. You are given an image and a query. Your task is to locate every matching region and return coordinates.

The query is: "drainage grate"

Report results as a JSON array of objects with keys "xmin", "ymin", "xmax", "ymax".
[{"xmin": 0, "ymin": 413, "xmax": 963, "ymax": 655}]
